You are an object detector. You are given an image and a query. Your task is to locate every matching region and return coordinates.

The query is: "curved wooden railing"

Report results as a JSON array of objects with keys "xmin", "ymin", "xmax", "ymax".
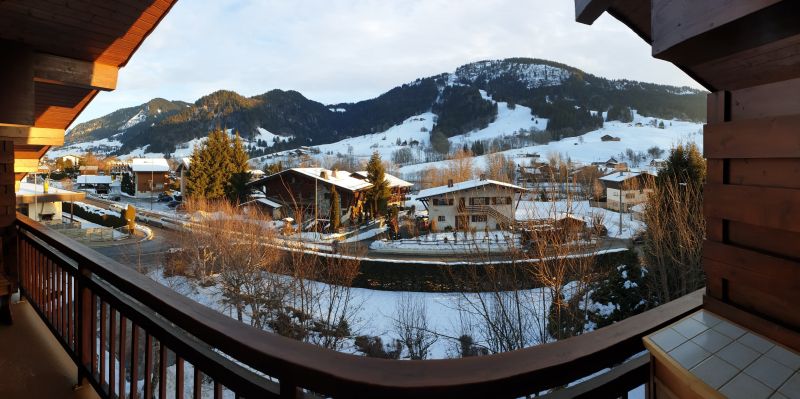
[{"xmin": 14, "ymin": 212, "xmax": 703, "ymax": 398}]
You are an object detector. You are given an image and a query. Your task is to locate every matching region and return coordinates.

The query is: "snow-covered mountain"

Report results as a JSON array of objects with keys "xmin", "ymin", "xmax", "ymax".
[{"xmin": 53, "ymin": 57, "xmax": 706, "ymax": 160}]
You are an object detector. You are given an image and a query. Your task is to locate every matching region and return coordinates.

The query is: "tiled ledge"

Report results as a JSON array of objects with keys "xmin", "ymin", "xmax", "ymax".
[{"xmin": 644, "ymin": 310, "xmax": 800, "ymax": 399}]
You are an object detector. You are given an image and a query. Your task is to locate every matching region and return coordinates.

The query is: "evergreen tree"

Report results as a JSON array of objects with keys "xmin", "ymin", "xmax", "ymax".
[
  {"xmin": 658, "ymin": 142, "xmax": 705, "ymax": 187},
  {"xmin": 226, "ymin": 133, "xmax": 252, "ymax": 203},
  {"xmin": 186, "ymin": 129, "xmax": 251, "ymax": 202},
  {"xmin": 329, "ymin": 185, "xmax": 340, "ymax": 231},
  {"xmin": 590, "ymin": 250, "xmax": 648, "ymax": 327},
  {"xmin": 121, "ymin": 173, "xmax": 135, "ymax": 195},
  {"xmin": 365, "ymin": 151, "xmax": 390, "ymax": 218},
  {"xmin": 430, "ymin": 131, "xmax": 450, "ymax": 154}
]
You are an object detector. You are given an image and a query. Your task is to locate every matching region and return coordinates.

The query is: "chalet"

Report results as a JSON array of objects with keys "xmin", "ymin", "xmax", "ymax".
[
  {"xmin": 349, "ymin": 171, "xmax": 413, "ymax": 206},
  {"xmin": 600, "ymin": 134, "xmax": 620, "ymax": 142},
  {"xmin": 649, "ymin": 158, "xmax": 667, "ymax": 169},
  {"xmin": 600, "ymin": 171, "xmax": 655, "ymax": 212},
  {"xmin": 248, "ymin": 167, "xmax": 372, "ymax": 224},
  {"xmin": 58, "ymin": 154, "xmax": 81, "ymax": 166},
  {"xmin": 416, "ymin": 178, "xmax": 526, "ymax": 231},
  {"xmin": 15, "ymin": 182, "xmax": 85, "ymax": 224},
  {"xmin": 76, "ymin": 175, "xmax": 112, "ymax": 194},
  {"xmin": 129, "ymin": 158, "xmax": 170, "ymax": 198},
  {"xmin": 240, "ymin": 197, "xmax": 284, "ymax": 219},
  {"xmin": 78, "ymin": 165, "xmax": 98, "ymax": 175}
]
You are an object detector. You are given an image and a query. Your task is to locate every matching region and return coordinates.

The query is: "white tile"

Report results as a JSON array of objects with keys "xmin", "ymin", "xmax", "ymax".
[
  {"xmin": 718, "ymin": 341, "xmax": 761, "ymax": 370},
  {"xmin": 651, "ymin": 328, "xmax": 687, "ymax": 352},
  {"xmin": 778, "ymin": 372, "xmax": 800, "ymax": 399},
  {"xmin": 673, "ymin": 317, "xmax": 708, "ymax": 339},
  {"xmin": 739, "ymin": 332, "xmax": 776, "ymax": 354},
  {"xmin": 713, "ymin": 321, "xmax": 748, "ymax": 339},
  {"xmin": 669, "ymin": 340, "xmax": 711, "ymax": 369},
  {"xmin": 766, "ymin": 345, "xmax": 800, "ymax": 371},
  {"xmin": 692, "ymin": 310, "xmax": 723, "ymax": 327},
  {"xmin": 692, "ymin": 329, "xmax": 733, "ymax": 353},
  {"xmin": 744, "ymin": 355, "xmax": 795, "ymax": 389},
  {"xmin": 690, "ymin": 355, "xmax": 739, "ymax": 389},
  {"xmin": 720, "ymin": 373, "xmax": 774, "ymax": 399}
]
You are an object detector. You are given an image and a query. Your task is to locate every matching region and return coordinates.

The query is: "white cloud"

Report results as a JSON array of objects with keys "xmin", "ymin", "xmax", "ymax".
[{"xmin": 75, "ymin": 0, "xmax": 703, "ymax": 124}]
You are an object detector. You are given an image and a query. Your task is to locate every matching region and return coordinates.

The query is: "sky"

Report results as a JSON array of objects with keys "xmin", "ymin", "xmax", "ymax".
[{"xmin": 74, "ymin": 0, "xmax": 704, "ymax": 125}]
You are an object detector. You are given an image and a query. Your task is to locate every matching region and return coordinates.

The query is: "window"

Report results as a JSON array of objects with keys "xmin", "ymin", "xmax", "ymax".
[
  {"xmin": 491, "ymin": 197, "xmax": 511, "ymax": 205},
  {"xmin": 625, "ymin": 193, "xmax": 635, "ymax": 199},
  {"xmin": 471, "ymin": 215, "xmax": 487, "ymax": 222},
  {"xmin": 433, "ymin": 198, "xmax": 453, "ymax": 206},
  {"xmin": 470, "ymin": 197, "xmax": 488, "ymax": 205},
  {"xmin": 438, "ymin": 216, "xmax": 446, "ymax": 222}
]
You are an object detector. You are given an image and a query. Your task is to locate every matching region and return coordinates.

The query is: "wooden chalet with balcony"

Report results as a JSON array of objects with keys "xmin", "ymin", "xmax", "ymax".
[{"xmin": 0, "ymin": 1, "xmax": 799, "ymax": 399}]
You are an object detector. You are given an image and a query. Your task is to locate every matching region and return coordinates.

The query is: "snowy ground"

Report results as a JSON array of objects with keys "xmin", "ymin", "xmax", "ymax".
[
  {"xmin": 370, "ymin": 231, "xmax": 520, "ymax": 254},
  {"xmin": 516, "ymin": 199, "xmax": 644, "ymax": 239},
  {"xmin": 397, "ymin": 111, "xmax": 702, "ymax": 177}
]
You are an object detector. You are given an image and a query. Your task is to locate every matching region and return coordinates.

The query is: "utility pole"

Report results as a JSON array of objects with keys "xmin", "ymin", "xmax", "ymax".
[
  {"xmin": 150, "ymin": 169, "xmax": 154, "ymax": 211},
  {"xmin": 619, "ymin": 184, "xmax": 623, "ymax": 236}
]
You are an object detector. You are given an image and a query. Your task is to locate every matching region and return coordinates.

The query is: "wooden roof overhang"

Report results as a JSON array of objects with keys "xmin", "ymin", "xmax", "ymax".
[
  {"xmin": 0, "ymin": 0, "xmax": 178, "ymax": 178},
  {"xmin": 575, "ymin": 0, "xmax": 800, "ymax": 92},
  {"xmin": 16, "ymin": 191, "xmax": 86, "ymax": 205}
]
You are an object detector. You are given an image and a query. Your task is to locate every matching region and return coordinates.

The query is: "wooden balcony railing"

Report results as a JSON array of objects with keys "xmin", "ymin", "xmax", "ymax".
[{"xmin": 14, "ymin": 212, "xmax": 703, "ymax": 398}]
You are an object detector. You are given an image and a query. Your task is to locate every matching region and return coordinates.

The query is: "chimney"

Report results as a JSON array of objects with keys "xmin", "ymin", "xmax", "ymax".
[
  {"xmin": 320, "ymin": 170, "xmax": 328, "ymax": 179},
  {"xmin": 447, "ymin": 179, "xmax": 454, "ymax": 187},
  {"xmin": 479, "ymin": 174, "xmax": 486, "ymax": 181},
  {"xmin": 332, "ymin": 168, "xmax": 338, "ymax": 178}
]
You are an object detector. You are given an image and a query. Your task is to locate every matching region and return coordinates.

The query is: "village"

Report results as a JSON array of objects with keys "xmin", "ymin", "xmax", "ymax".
[{"xmin": 17, "ymin": 146, "xmax": 661, "ymax": 262}]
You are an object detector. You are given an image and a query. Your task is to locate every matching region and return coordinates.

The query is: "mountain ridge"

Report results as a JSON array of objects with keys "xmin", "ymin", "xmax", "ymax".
[{"xmin": 62, "ymin": 57, "xmax": 706, "ymax": 158}]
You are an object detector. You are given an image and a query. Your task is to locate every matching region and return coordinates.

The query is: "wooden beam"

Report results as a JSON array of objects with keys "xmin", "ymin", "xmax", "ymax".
[
  {"xmin": 0, "ymin": 124, "xmax": 64, "ymax": 146},
  {"xmin": 13, "ymin": 158, "xmax": 40, "ymax": 174},
  {"xmin": 704, "ymin": 114, "xmax": 800, "ymax": 159},
  {"xmin": 652, "ymin": 0, "xmax": 800, "ymax": 66},
  {"xmin": 0, "ymin": 41, "xmax": 34, "ymax": 125},
  {"xmin": 34, "ymin": 53, "xmax": 118, "ymax": 91},
  {"xmin": 705, "ymin": 183, "xmax": 800, "ymax": 233},
  {"xmin": 574, "ymin": 0, "xmax": 612, "ymax": 24}
]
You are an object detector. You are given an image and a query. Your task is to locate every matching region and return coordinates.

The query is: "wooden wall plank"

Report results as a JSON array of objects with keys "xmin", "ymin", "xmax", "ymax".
[
  {"xmin": 0, "ymin": 42, "xmax": 34, "ymax": 125},
  {"xmin": 704, "ymin": 115, "xmax": 800, "ymax": 159},
  {"xmin": 731, "ymin": 76, "xmax": 800, "ymax": 120},
  {"xmin": 705, "ymin": 183, "xmax": 800, "ymax": 233},
  {"xmin": 729, "ymin": 158, "xmax": 800, "ymax": 189},
  {"xmin": 728, "ymin": 220, "xmax": 800, "ymax": 261},
  {"xmin": 704, "ymin": 241, "xmax": 800, "ymax": 329}
]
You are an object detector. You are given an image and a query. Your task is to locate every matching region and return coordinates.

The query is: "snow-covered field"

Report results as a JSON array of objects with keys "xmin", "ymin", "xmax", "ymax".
[{"xmin": 398, "ymin": 111, "xmax": 702, "ymax": 177}]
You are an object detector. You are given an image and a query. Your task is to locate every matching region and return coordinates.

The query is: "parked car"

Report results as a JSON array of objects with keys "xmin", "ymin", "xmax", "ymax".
[
  {"xmin": 110, "ymin": 195, "xmax": 121, "ymax": 201},
  {"xmin": 167, "ymin": 200, "xmax": 181, "ymax": 209},
  {"xmin": 158, "ymin": 195, "xmax": 174, "ymax": 203}
]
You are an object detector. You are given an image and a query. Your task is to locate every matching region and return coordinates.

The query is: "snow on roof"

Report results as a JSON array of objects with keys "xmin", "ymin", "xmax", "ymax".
[
  {"xmin": 180, "ymin": 157, "xmax": 191, "ymax": 168},
  {"xmin": 555, "ymin": 212, "xmax": 591, "ymax": 224},
  {"xmin": 599, "ymin": 171, "xmax": 653, "ymax": 183},
  {"xmin": 130, "ymin": 158, "xmax": 170, "ymax": 172},
  {"xmin": 17, "ymin": 182, "xmax": 83, "ymax": 196},
  {"xmin": 351, "ymin": 171, "xmax": 413, "ymax": 188},
  {"xmin": 416, "ymin": 179, "xmax": 526, "ymax": 199},
  {"xmin": 76, "ymin": 175, "xmax": 112, "ymax": 184},
  {"xmin": 290, "ymin": 168, "xmax": 372, "ymax": 191},
  {"xmin": 241, "ymin": 198, "xmax": 282, "ymax": 208}
]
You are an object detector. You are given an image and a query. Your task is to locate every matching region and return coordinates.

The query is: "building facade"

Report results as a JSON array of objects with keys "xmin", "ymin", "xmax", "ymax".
[
  {"xmin": 600, "ymin": 171, "xmax": 655, "ymax": 212},
  {"xmin": 417, "ymin": 179, "xmax": 525, "ymax": 231},
  {"xmin": 130, "ymin": 158, "xmax": 170, "ymax": 198}
]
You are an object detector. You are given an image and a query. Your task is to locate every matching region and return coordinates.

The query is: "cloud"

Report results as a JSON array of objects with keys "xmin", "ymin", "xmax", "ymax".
[{"xmin": 75, "ymin": 0, "xmax": 702, "ymax": 124}]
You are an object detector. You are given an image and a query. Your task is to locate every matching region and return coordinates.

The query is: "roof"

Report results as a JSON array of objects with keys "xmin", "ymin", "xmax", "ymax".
[
  {"xmin": 351, "ymin": 171, "xmax": 414, "ymax": 188},
  {"xmin": 79, "ymin": 165, "xmax": 98, "ymax": 170},
  {"xmin": 599, "ymin": 171, "xmax": 654, "ymax": 183},
  {"xmin": 251, "ymin": 168, "xmax": 372, "ymax": 192},
  {"xmin": 16, "ymin": 182, "xmax": 85, "ymax": 204},
  {"xmin": 241, "ymin": 198, "xmax": 283, "ymax": 208},
  {"xmin": 130, "ymin": 158, "xmax": 170, "ymax": 173},
  {"xmin": 555, "ymin": 212, "xmax": 591, "ymax": 224},
  {"xmin": 0, "ymin": 1, "xmax": 177, "ymax": 176},
  {"xmin": 416, "ymin": 179, "xmax": 526, "ymax": 199},
  {"xmin": 291, "ymin": 168, "xmax": 372, "ymax": 191},
  {"xmin": 76, "ymin": 175, "xmax": 112, "ymax": 184}
]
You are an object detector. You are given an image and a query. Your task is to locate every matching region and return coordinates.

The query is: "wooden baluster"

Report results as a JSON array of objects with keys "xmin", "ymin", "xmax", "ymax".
[
  {"xmin": 91, "ymin": 294, "xmax": 97, "ymax": 375},
  {"xmin": 78, "ymin": 264, "xmax": 93, "ymax": 387},
  {"xmin": 213, "ymin": 382, "xmax": 222, "ymax": 399},
  {"xmin": 176, "ymin": 357, "xmax": 184, "ymax": 399},
  {"xmin": 131, "ymin": 324, "xmax": 140, "ymax": 399},
  {"xmin": 144, "ymin": 334, "xmax": 153, "ymax": 399},
  {"xmin": 109, "ymin": 308, "xmax": 116, "ymax": 398},
  {"xmin": 67, "ymin": 273, "xmax": 73, "ymax": 350},
  {"xmin": 159, "ymin": 345, "xmax": 167, "ymax": 399},
  {"xmin": 100, "ymin": 301, "xmax": 107, "ymax": 388},
  {"xmin": 119, "ymin": 317, "xmax": 127, "ymax": 399},
  {"xmin": 193, "ymin": 367, "xmax": 202, "ymax": 399}
]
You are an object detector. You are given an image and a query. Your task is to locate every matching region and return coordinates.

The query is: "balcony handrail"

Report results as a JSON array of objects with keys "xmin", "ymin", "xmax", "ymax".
[{"xmin": 15, "ymin": 212, "xmax": 703, "ymax": 398}]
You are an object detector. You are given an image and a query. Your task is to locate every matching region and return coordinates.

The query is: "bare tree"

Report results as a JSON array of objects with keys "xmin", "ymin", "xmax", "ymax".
[{"xmin": 393, "ymin": 293, "xmax": 438, "ymax": 359}]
